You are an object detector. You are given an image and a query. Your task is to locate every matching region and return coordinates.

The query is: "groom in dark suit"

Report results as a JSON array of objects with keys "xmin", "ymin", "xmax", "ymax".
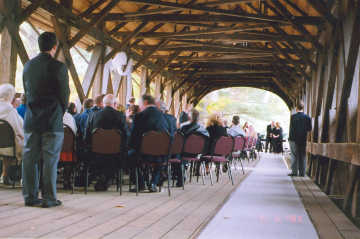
[
  {"xmin": 265, "ymin": 121, "xmax": 275, "ymax": 153},
  {"xmin": 22, "ymin": 32, "xmax": 70, "ymax": 208},
  {"xmin": 288, "ymin": 102, "xmax": 312, "ymax": 177}
]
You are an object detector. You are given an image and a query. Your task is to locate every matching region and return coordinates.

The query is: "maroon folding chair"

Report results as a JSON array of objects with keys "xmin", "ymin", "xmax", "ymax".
[
  {"xmin": 182, "ymin": 133, "xmax": 208, "ymax": 184},
  {"xmin": 59, "ymin": 125, "xmax": 77, "ymax": 193},
  {"xmin": 169, "ymin": 132, "xmax": 185, "ymax": 189},
  {"xmin": 201, "ymin": 136, "xmax": 234, "ymax": 185},
  {"xmin": 0, "ymin": 119, "xmax": 17, "ymax": 188},
  {"xmin": 88, "ymin": 128, "xmax": 125, "ymax": 195},
  {"xmin": 138, "ymin": 131, "xmax": 172, "ymax": 196},
  {"xmin": 232, "ymin": 136, "xmax": 246, "ymax": 174}
]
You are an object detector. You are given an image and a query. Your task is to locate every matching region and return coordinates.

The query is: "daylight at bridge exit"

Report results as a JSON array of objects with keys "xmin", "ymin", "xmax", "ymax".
[{"xmin": 0, "ymin": 0, "xmax": 360, "ymax": 239}]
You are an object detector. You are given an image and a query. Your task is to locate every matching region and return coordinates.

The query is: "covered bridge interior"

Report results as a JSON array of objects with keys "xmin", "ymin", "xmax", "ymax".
[{"xmin": 1, "ymin": 0, "xmax": 360, "ymax": 225}]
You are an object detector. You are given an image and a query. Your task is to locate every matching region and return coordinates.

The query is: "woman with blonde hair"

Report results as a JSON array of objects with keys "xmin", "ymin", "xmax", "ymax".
[
  {"xmin": 272, "ymin": 122, "xmax": 283, "ymax": 153},
  {"xmin": 0, "ymin": 84, "xmax": 24, "ymax": 185},
  {"xmin": 206, "ymin": 113, "xmax": 227, "ymax": 149}
]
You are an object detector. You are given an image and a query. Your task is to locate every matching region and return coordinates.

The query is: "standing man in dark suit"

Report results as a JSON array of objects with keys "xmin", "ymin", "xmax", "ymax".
[
  {"xmin": 129, "ymin": 95, "xmax": 169, "ymax": 192},
  {"xmin": 22, "ymin": 32, "xmax": 70, "ymax": 208},
  {"xmin": 265, "ymin": 121, "xmax": 275, "ymax": 153},
  {"xmin": 288, "ymin": 102, "xmax": 312, "ymax": 177}
]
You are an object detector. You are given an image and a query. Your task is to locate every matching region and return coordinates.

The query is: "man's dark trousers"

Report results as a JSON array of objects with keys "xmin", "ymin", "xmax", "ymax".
[
  {"xmin": 265, "ymin": 137, "xmax": 273, "ymax": 153},
  {"xmin": 22, "ymin": 132, "xmax": 64, "ymax": 204},
  {"xmin": 289, "ymin": 141, "xmax": 306, "ymax": 176}
]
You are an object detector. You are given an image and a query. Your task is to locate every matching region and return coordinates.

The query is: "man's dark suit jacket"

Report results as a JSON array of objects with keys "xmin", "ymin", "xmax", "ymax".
[
  {"xmin": 180, "ymin": 122, "xmax": 209, "ymax": 137},
  {"xmin": 266, "ymin": 124, "xmax": 274, "ymax": 139},
  {"xmin": 179, "ymin": 111, "xmax": 189, "ymax": 124},
  {"xmin": 289, "ymin": 112, "xmax": 312, "ymax": 145},
  {"xmin": 129, "ymin": 106, "xmax": 169, "ymax": 151},
  {"xmin": 85, "ymin": 106, "xmax": 127, "ymax": 143},
  {"xmin": 23, "ymin": 53, "xmax": 70, "ymax": 133},
  {"xmin": 164, "ymin": 113, "xmax": 177, "ymax": 137}
]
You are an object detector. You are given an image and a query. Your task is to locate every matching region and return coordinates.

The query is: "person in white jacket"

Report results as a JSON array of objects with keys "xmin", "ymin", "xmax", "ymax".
[{"xmin": 0, "ymin": 84, "xmax": 24, "ymax": 185}]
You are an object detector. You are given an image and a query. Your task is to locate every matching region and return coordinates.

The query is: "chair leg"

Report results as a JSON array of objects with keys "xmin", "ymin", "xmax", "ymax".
[
  {"xmin": 228, "ymin": 162, "xmax": 234, "ymax": 185},
  {"xmin": 85, "ymin": 166, "xmax": 88, "ymax": 194},
  {"xmin": 216, "ymin": 163, "xmax": 220, "ymax": 183},
  {"xmin": 239, "ymin": 158, "xmax": 245, "ymax": 175},
  {"xmin": 119, "ymin": 168, "xmax": 123, "ymax": 196},
  {"xmin": 209, "ymin": 162, "xmax": 213, "ymax": 186},
  {"xmin": 181, "ymin": 163, "xmax": 185, "ymax": 190},
  {"xmin": 12, "ymin": 160, "xmax": 17, "ymax": 189},
  {"xmin": 167, "ymin": 162, "xmax": 171, "ymax": 197},
  {"xmin": 135, "ymin": 167, "xmax": 139, "ymax": 196},
  {"xmin": 201, "ymin": 162, "xmax": 205, "ymax": 185},
  {"xmin": 71, "ymin": 164, "xmax": 75, "ymax": 194},
  {"xmin": 189, "ymin": 162, "xmax": 193, "ymax": 183}
]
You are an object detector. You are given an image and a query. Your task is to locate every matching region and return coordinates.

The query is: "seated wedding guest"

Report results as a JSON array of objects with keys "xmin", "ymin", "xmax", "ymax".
[
  {"xmin": 63, "ymin": 111, "xmax": 77, "ymax": 135},
  {"xmin": 179, "ymin": 104, "xmax": 191, "ymax": 124},
  {"xmin": 227, "ymin": 115, "xmax": 245, "ymax": 137},
  {"xmin": 16, "ymin": 94, "xmax": 27, "ymax": 119},
  {"xmin": 243, "ymin": 121, "xmax": 249, "ymax": 134},
  {"xmin": 180, "ymin": 109, "xmax": 209, "ymax": 137},
  {"xmin": 0, "ymin": 84, "xmax": 24, "ymax": 185},
  {"xmin": 115, "ymin": 99, "xmax": 125, "ymax": 113},
  {"xmin": 206, "ymin": 113, "xmax": 228, "ymax": 173},
  {"xmin": 11, "ymin": 97, "xmax": 21, "ymax": 109},
  {"xmin": 67, "ymin": 102, "xmax": 77, "ymax": 116},
  {"xmin": 86, "ymin": 94, "xmax": 127, "ymax": 191},
  {"xmin": 84, "ymin": 94, "xmax": 105, "ymax": 141},
  {"xmin": 61, "ymin": 111, "xmax": 77, "ymax": 190},
  {"xmin": 157, "ymin": 100, "xmax": 177, "ymax": 136},
  {"xmin": 126, "ymin": 104, "xmax": 140, "ymax": 130},
  {"xmin": 206, "ymin": 113, "xmax": 228, "ymax": 145},
  {"xmin": 74, "ymin": 98, "xmax": 94, "ymax": 138},
  {"xmin": 127, "ymin": 97, "xmax": 136, "ymax": 110},
  {"xmin": 129, "ymin": 94, "xmax": 169, "ymax": 193}
]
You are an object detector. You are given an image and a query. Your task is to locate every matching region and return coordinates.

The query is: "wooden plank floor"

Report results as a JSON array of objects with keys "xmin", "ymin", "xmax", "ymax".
[
  {"xmin": 0, "ymin": 157, "xmax": 258, "ymax": 239},
  {"xmin": 293, "ymin": 176, "xmax": 360, "ymax": 239}
]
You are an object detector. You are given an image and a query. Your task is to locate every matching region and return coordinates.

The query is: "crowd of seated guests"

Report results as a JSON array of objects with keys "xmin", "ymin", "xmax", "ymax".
[{"xmin": 0, "ymin": 82, "xmax": 260, "ymax": 192}]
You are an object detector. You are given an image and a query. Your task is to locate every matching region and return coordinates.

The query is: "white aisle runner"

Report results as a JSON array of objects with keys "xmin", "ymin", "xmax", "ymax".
[{"xmin": 198, "ymin": 154, "xmax": 318, "ymax": 239}]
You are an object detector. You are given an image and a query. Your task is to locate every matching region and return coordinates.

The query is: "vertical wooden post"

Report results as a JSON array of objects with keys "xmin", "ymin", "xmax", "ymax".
[
  {"xmin": 92, "ymin": 45, "xmax": 105, "ymax": 98},
  {"xmin": 154, "ymin": 76, "xmax": 161, "ymax": 100},
  {"xmin": 140, "ymin": 66, "xmax": 147, "ymax": 96},
  {"xmin": 0, "ymin": 0, "xmax": 20, "ymax": 86}
]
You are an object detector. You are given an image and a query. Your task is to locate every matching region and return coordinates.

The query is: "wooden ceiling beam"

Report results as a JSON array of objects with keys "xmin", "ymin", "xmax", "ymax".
[
  {"xmin": 78, "ymin": 0, "xmax": 107, "ymax": 19},
  {"xmin": 33, "ymin": 0, "xmax": 181, "ymax": 82},
  {"xmin": 306, "ymin": 0, "xmax": 337, "ymax": 25},
  {"xmin": 149, "ymin": 50, "xmax": 182, "ymax": 79},
  {"xmin": 69, "ymin": 0, "xmax": 120, "ymax": 47},
  {"xmin": 121, "ymin": 0, "xmax": 291, "ymax": 23},
  {"xmin": 268, "ymin": 0, "xmax": 322, "ymax": 49},
  {"xmin": 102, "ymin": 13, "xmax": 324, "ymax": 25},
  {"xmin": 104, "ymin": 21, "xmax": 148, "ymax": 62},
  {"xmin": 16, "ymin": 0, "xmax": 48, "ymax": 24}
]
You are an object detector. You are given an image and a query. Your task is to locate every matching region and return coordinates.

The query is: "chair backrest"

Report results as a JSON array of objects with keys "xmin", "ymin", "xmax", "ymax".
[
  {"xmin": 233, "ymin": 136, "xmax": 245, "ymax": 151},
  {"xmin": 0, "ymin": 119, "xmax": 15, "ymax": 149},
  {"xmin": 140, "ymin": 131, "xmax": 171, "ymax": 156},
  {"xmin": 213, "ymin": 136, "xmax": 234, "ymax": 156},
  {"xmin": 62, "ymin": 126, "xmax": 75, "ymax": 153},
  {"xmin": 183, "ymin": 133, "xmax": 207, "ymax": 155},
  {"xmin": 170, "ymin": 131, "xmax": 185, "ymax": 155},
  {"xmin": 91, "ymin": 128, "xmax": 123, "ymax": 154}
]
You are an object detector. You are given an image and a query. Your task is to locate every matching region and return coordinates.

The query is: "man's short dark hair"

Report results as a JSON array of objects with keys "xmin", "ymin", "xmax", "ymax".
[
  {"xmin": 95, "ymin": 94, "xmax": 105, "ymax": 106},
  {"xmin": 232, "ymin": 115, "xmax": 240, "ymax": 125},
  {"xmin": 142, "ymin": 94, "xmax": 155, "ymax": 105},
  {"xmin": 191, "ymin": 109, "xmax": 200, "ymax": 123},
  {"xmin": 38, "ymin": 32, "xmax": 57, "ymax": 52},
  {"xmin": 129, "ymin": 97, "xmax": 135, "ymax": 103},
  {"xmin": 296, "ymin": 101, "xmax": 304, "ymax": 111},
  {"xmin": 83, "ymin": 98, "xmax": 94, "ymax": 110}
]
